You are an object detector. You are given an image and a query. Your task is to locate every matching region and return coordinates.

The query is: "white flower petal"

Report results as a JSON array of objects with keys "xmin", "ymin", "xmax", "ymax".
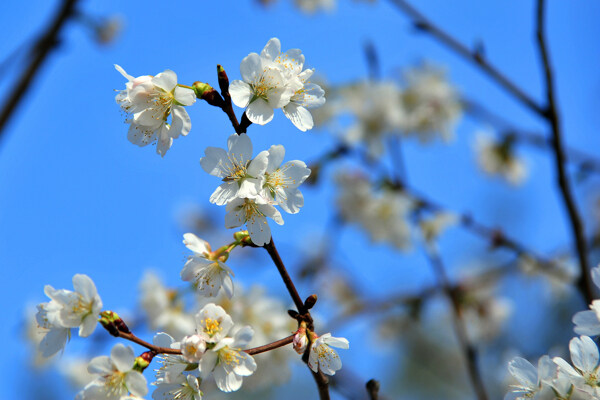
[
  {"xmin": 266, "ymin": 145, "xmax": 285, "ymax": 173},
  {"xmin": 570, "ymin": 335, "xmax": 599, "ymax": 373},
  {"xmin": 183, "ymin": 233, "xmax": 210, "ymax": 255},
  {"xmin": 246, "ymin": 98, "xmax": 274, "ymax": 125},
  {"xmin": 174, "ymin": 86, "xmax": 196, "ymax": 106},
  {"xmin": 261, "ymin": 38, "xmax": 281, "ymax": 61},
  {"xmin": 229, "ymin": 80, "xmax": 253, "ymax": 108},
  {"xmin": 111, "ymin": 343, "xmax": 134, "ymax": 372},
  {"xmin": 125, "ymin": 371, "xmax": 148, "ymax": 397},
  {"xmin": 170, "ymin": 105, "xmax": 191, "ymax": 138},
  {"xmin": 200, "ymin": 147, "xmax": 230, "ymax": 177},
  {"xmin": 508, "ymin": 357, "xmax": 538, "ymax": 388},
  {"xmin": 152, "ymin": 70, "xmax": 177, "ymax": 92},
  {"xmin": 240, "ymin": 53, "xmax": 262, "ymax": 83},
  {"xmin": 283, "ymin": 103, "xmax": 314, "ymax": 131}
]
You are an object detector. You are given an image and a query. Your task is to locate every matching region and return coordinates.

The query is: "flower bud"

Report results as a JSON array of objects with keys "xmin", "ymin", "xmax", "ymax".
[
  {"xmin": 181, "ymin": 334, "xmax": 207, "ymax": 363},
  {"xmin": 99, "ymin": 310, "xmax": 130, "ymax": 336},
  {"xmin": 133, "ymin": 352, "xmax": 154, "ymax": 372},
  {"xmin": 193, "ymin": 82, "xmax": 224, "ymax": 107},
  {"xmin": 293, "ymin": 325, "xmax": 308, "ymax": 355},
  {"xmin": 217, "ymin": 65, "xmax": 230, "ymax": 95}
]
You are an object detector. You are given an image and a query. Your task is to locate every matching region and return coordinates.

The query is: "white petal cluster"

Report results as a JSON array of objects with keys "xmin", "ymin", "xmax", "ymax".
[
  {"xmin": 35, "ymin": 274, "xmax": 102, "ymax": 357},
  {"xmin": 335, "ymin": 171, "xmax": 413, "ymax": 250},
  {"xmin": 307, "ymin": 333, "xmax": 349, "ymax": 376},
  {"xmin": 201, "ymin": 133, "xmax": 310, "ymax": 246},
  {"xmin": 505, "ymin": 355, "xmax": 556, "ymax": 400},
  {"xmin": 474, "ymin": 131, "xmax": 528, "ymax": 185},
  {"xmin": 319, "ymin": 64, "xmax": 461, "ymax": 156},
  {"xmin": 139, "ymin": 272, "xmax": 195, "ymax": 340},
  {"xmin": 230, "ymin": 38, "xmax": 325, "ymax": 130},
  {"xmin": 400, "ymin": 65, "xmax": 462, "ymax": 142},
  {"xmin": 151, "ymin": 305, "xmax": 256, "ymax": 396},
  {"xmin": 180, "ymin": 233, "xmax": 234, "ymax": 299},
  {"xmin": 76, "ymin": 344, "xmax": 148, "ymax": 400},
  {"xmin": 152, "ymin": 333, "xmax": 203, "ymax": 400},
  {"xmin": 115, "ymin": 65, "xmax": 196, "ymax": 157}
]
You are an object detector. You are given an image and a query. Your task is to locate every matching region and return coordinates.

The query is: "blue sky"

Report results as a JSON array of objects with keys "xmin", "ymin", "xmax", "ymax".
[{"xmin": 1, "ymin": 0, "xmax": 599, "ymax": 398}]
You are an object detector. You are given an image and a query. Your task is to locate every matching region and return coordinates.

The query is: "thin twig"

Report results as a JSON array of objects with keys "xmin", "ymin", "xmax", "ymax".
[
  {"xmin": 264, "ymin": 239, "xmax": 306, "ymax": 313},
  {"xmin": 366, "ymin": 379, "xmax": 380, "ymax": 400},
  {"xmin": 115, "ymin": 330, "xmax": 294, "ymax": 356},
  {"xmin": 388, "ymin": 0, "xmax": 545, "ymax": 118},
  {"xmin": 463, "ymin": 98, "xmax": 600, "ymax": 175},
  {"xmin": 0, "ymin": 0, "xmax": 80, "ymax": 141},
  {"xmin": 245, "ymin": 334, "xmax": 295, "ymax": 355},
  {"xmin": 535, "ymin": 0, "xmax": 593, "ymax": 304},
  {"xmin": 264, "ymin": 238, "xmax": 331, "ymax": 399},
  {"xmin": 424, "ymin": 248, "xmax": 488, "ymax": 400}
]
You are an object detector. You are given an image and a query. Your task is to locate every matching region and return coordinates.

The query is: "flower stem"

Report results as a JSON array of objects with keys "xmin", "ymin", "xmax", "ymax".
[{"xmin": 264, "ymin": 238, "xmax": 305, "ymax": 313}]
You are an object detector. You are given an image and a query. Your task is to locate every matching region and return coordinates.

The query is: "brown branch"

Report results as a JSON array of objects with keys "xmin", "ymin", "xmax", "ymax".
[
  {"xmin": 388, "ymin": 0, "xmax": 545, "ymax": 118},
  {"xmin": 424, "ymin": 248, "xmax": 488, "ymax": 400},
  {"xmin": 264, "ymin": 239, "xmax": 307, "ymax": 313},
  {"xmin": 116, "ymin": 331, "xmax": 182, "ymax": 355},
  {"xmin": 0, "ymin": 0, "xmax": 80, "ymax": 141},
  {"xmin": 216, "ymin": 65, "xmax": 251, "ymax": 135},
  {"xmin": 463, "ymin": 98, "xmax": 600, "ymax": 176},
  {"xmin": 263, "ymin": 238, "xmax": 331, "ymax": 399},
  {"xmin": 245, "ymin": 334, "xmax": 294, "ymax": 355},
  {"xmin": 116, "ymin": 330, "xmax": 295, "ymax": 357},
  {"xmin": 535, "ymin": 0, "xmax": 593, "ymax": 304}
]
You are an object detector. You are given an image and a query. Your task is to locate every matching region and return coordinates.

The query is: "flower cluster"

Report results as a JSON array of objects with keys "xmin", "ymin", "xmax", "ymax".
[
  {"xmin": 230, "ymin": 38, "xmax": 325, "ymax": 131},
  {"xmin": 153, "ymin": 304, "xmax": 257, "ymax": 395},
  {"xmin": 201, "ymin": 133, "xmax": 311, "ymax": 245},
  {"xmin": 335, "ymin": 171, "xmax": 414, "ymax": 250},
  {"xmin": 317, "ymin": 64, "xmax": 461, "ymax": 157},
  {"xmin": 35, "ymin": 274, "xmax": 102, "ymax": 358},
  {"xmin": 506, "ymin": 265, "xmax": 600, "ymax": 399}
]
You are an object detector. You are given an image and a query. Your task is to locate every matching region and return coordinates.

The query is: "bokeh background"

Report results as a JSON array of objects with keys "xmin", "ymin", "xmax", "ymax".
[{"xmin": 1, "ymin": 0, "xmax": 599, "ymax": 399}]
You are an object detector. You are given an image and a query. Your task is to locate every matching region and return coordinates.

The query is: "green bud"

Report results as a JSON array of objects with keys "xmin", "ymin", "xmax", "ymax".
[
  {"xmin": 133, "ymin": 352, "xmax": 153, "ymax": 372},
  {"xmin": 193, "ymin": 82, "xmax": 224, "ymax": 107}
]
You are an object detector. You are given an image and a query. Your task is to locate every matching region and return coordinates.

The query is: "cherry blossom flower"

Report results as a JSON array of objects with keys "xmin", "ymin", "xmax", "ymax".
[
  {"xmin": 76, "ymin": 343, "xmax": 148, "ymax": 400},
  {"xmin": 229, "ymin": 39, "xmax": 298, "ymax": 125},
  {"xmin": 115, "ymin": 65, "xmax": 196, "ymax": 157},
  {"xmin": 35, "ymin": 274, "xmax": 102, "ymax": 357},
  {"xmin": 140, "ymin": 272, "xmax": 195, "ymax": 340},
  {"xmin": 260, "ymin": 144, "xmax": 311, "ymax": 214},
  {"xmin": 308, "ymin": 333, "xmax": 349, "ymax": 376},
  {"xmin": 199, "ymin": 326, "xmax": 257, "ymax": 392},
  {"xmin": 152, "ymin": 374, "xmax": 202, "ymax": 400},
  {"xmin": 553, "ymin": 336, "xmax": 600, "ymax": 398},
  {"xmin": 200, "ymin": 133, "xmax": 268, "ymax": 206},
  {"xmin": 505, "ymin": 355, "xmax": 555, "ymax": 400},
  {"xmin": 258, "ymin": 38, "xmax": 325, "ymax": 131},
  {"xmin": 225, "ymin": 197, "xmax": 284, "ymax": 246},
  {"xmin": 180, "ymin": 334, "xmax": 207, "ymax": 363},
  {"xmin": 180, "ymin": 233, "xmax": 234, "ymax": 298},
  {"xmin": 195, "ymin": 303, "xmax": 234, "ymax": 344},
  {"xmin": 400, "ymin": 64, "xmax": 462, "ymax": 142},
  {"xmin": 474, "ymin": 131, "xmax": 527, "ymax": 185},
  {"xmin": 153, "ymin": 333, "xmax": 188, "ymax": 385}
]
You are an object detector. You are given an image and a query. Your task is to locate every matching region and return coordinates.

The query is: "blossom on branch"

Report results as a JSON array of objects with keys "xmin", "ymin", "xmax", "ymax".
[
  {"xmin": 200, "ymin": 133, "xmax": 268, "ymax": 206},
  {"xmin": 115, "ymin": 65, "xmax": 196, "ymax": 157},
  {"xmin": 229, "ymin": 38, "xmax": 325, "ymax": 130},
  {"xmin": 76, "ymin": 343, "xmax": 148, "ymax": 400},
  {"xmin": 307, "ymin": 333, "xmax": 349, "ymax": 376},
  {"xmin": 180, "ymin": 233, "xmax": 235, "ymax": 299}
]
